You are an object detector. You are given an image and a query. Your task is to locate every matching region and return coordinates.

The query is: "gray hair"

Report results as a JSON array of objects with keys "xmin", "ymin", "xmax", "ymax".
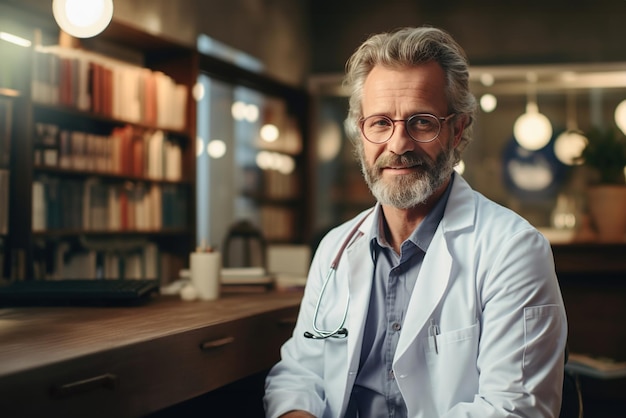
[{"xmin": 343, "ymin": 26, "xmax": 476, "ymax": 164}]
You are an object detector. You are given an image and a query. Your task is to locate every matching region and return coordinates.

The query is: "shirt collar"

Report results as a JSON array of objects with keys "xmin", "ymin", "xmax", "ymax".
[{"xmin": 370, "ymin": 174, "xmax": 455, "ymax": 253}]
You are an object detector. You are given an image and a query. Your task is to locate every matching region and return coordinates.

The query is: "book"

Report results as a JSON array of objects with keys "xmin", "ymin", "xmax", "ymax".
[
  {"xmin": 32, "ymin": 180, "xmax": 46, "ymax": 231},
  {"xmin": 0, "ymin": 97, "xmax": 13, "ymax": 168},
  {"xmin": 33, "ymin": 46, "xmax": 188, "ymax": 130},
  {"xmin": 221, "ymin": 267, "xmax": 273, "ymax": 285}
]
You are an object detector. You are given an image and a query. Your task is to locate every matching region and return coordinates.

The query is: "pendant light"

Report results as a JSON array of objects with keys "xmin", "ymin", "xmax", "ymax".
[
  {"xmin": 513, "ymin": 73, "xmax": 553, "ymax": 151},
  {"xmin": 615, "ymin": 99, "xmax": 626, "ymax": 135},
  {"xmin": 554, "ymin": 91, "xmax": 587, "ymax": 166},
  {"xmin": 52, "ymin": 0, "xmax": 114, "ymax": 39}
]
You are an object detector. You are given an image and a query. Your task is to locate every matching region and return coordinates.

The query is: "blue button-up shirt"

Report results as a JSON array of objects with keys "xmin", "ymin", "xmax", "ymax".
[{"xmin": 346, "ymin": 176, "xmax": 454, "ymax": 418}]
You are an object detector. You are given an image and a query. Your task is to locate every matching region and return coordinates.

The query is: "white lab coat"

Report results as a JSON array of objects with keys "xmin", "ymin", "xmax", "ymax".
[{"xmin": 264, "ymin": 174, "xmax": 568, "ymax": 418}]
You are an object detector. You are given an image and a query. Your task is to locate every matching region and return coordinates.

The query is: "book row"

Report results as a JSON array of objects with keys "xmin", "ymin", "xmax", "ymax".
[
  {"xmin": 33, "ymin": 240, "xmax": 160, "ymax": 281},
  {"xmin": 32, "ymin": 176, "xmax": 188, "ymax": 232},
  {"xmin": 32, "ymin": 46, "xmax": 188, "ymax": 130},
  {"xmin": 34, "ymin": 123, "xmax": 183, "ymax": 181},
  {"xmin": 241, "ymin": 167, "xmax": 300, "ymax": 200}
]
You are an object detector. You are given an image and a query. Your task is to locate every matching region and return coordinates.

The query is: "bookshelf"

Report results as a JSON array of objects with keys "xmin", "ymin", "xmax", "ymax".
[
  {"xmin": 0, "ymin": 27, "xmax": 28, "ymax": 280},
  {"xmin": 0, "ymin": 91, "xmax": 16, "ymax": 281},
  {"xmin": 196, "ymin": 53, "xmax": 310, "ymax": 247},
  {"xmin": 6, "ymin": 20, "xmax": 197, "ymax": 282}
]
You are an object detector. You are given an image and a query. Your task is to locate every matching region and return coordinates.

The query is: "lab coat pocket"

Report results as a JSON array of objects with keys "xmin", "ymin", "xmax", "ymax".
[
  {"xmin": 523, "ymin": 304, "xmax": 563, "ymax": 370},
  {"xmin": 424, "ymin": 321, "xmax": 480, "ymax": 357},
  {"xmin": 423, "ymin": 322, "xmax": 480, "ymax": 409}
]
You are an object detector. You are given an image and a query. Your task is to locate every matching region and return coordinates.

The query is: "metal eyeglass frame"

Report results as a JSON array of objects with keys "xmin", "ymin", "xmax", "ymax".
[{"xmin": 359, "ymin": 113, "xmax": 455, "ymax": 144}]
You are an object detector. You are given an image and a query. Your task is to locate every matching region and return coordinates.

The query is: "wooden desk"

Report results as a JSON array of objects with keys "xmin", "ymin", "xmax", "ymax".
[{"xmin": 0, "ymin": 292, "xmax": 302, "ymax": 418}]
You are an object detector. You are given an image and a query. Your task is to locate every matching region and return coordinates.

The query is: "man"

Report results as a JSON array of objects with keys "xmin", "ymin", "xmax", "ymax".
[{"xmin": 264, "ymin": 26, "xmax": 567, "ymax": 418}]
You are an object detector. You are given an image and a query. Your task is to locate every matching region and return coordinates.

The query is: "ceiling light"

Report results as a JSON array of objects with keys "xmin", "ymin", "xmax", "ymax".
[
  {"xmin": 514, "ymin": 75, "xmax": 552, "ymax": 151},
  {"xmin": 0, "ymin": 32, "xmax": 32, "ymax": 47},
  {"xmin": 207, "ymin": 139, "xmax": 227, "ymax": 159},
  {"xmin": 480, "ymin": 94, "xmax": 497, "ymax": 113},
  {"xmin": 52, "ymin": 0, "xmax": 114, "ymax": 39},
  {"xmin": 554, "ymin": 131, "xmax": 587, "ymax": 166},
  {"xmin": 514, "ymin": 102, "xmax": 552, "ymax": 151},
  {"xmin": 231, "ymin": 101, "xmax": 246, "ymax": 121},
  {"xmin": 615, "ymin": 99, "xmax": 626, "ymax": 135},
  {"xmin": 480, "ymin": 73, "xmax": 494, "ymax": 87},
  {"xmin": 260, "ymin": 124, "xmax": 279, "ymax": 142},
  {"xmin": 554, "ymin": 92, "xmax": 587, "ymax": 165}
]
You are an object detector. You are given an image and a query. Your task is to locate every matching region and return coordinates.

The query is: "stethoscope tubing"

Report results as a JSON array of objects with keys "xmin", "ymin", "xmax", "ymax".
[{"xmin": 304, "ymin": 209, "xmax": 374, "ymax": 340}]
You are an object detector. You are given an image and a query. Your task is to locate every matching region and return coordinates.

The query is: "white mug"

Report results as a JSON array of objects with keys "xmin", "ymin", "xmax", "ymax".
[{"xmin": 190, "ymin": 251, "xmax": 221, "ymax": 300}]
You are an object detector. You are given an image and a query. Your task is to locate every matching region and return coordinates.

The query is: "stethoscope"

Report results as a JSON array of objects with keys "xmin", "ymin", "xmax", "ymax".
[{"xmin": 303, "ymin": 210, "xmax": 374, "ymax": 340}]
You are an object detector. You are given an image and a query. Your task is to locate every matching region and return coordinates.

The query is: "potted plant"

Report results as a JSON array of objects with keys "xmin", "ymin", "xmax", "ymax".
[{"xmin": 576, "ymin": 126, "xmax": 626, "ymax": 241}]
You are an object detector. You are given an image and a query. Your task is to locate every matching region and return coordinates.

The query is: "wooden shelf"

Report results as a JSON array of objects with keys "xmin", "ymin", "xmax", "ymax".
[
  {"xmin": 34, "ymin": 165, "xmax": 193, "ymax": 185},
  {"xmin": 33, "ymin": 102, "xmax": 191, "ymax": 137},
  {"xmin": 5, "ymin": 16, "xmax": 198, "ymax": 281},
  {"xmin": 33, "ymin": 229, "xmax": 188, "ymax": 238}
]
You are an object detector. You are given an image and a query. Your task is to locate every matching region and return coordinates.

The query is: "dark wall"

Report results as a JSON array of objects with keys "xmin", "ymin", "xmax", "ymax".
[
  {"xmin": 2, "ymin": 0, "xmax": 312, "ymax": 87},
  {"xmin": 309, "ymin": 0, "xmax": 626, "ymax": 73},
  {"xmin": 7, "ymin": 0, "xmax": 626, "ymax": 85}
]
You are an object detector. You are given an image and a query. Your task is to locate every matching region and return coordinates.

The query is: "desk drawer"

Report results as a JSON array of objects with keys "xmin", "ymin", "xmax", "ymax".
[{"xmin": 1, "ymin": 305, "xmax": 298, "ymax": 418}]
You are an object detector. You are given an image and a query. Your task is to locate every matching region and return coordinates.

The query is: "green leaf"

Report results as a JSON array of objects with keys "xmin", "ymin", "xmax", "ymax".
[{"xmin": 578, "ymin": 127, "xmax": 626, "ymax": 184}]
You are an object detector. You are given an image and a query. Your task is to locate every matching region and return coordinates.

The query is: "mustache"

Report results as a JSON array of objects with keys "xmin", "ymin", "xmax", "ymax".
[{"xmin": 374, "ymin": 152, "xmax": 431, "ymax": 169}]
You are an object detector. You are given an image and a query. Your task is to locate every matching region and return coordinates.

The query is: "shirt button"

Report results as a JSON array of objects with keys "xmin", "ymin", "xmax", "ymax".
[
  {"xmin": 389, "ymin": 369, "xmax": 395, "ymax": 380},
  {"xmin": 392, "ymin": 322, "xmax": 401, "ymax": 331}
]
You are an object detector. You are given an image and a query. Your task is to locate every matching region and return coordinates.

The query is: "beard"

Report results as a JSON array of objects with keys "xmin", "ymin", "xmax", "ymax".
[{"xmin": 358, "ymin": 143, "xmax": 456, "ymax": 209}]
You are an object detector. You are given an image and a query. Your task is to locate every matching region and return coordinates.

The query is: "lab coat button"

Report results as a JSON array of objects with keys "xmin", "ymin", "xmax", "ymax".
[{"xmin": 392, "ymin": 322, "xmax": 401, "ymax": 331}]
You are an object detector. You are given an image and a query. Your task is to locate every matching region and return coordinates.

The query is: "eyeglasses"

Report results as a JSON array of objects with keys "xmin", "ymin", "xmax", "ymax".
[{"xmin": 360, "ymin": 113, "xmax": 455, "ymax": 144}]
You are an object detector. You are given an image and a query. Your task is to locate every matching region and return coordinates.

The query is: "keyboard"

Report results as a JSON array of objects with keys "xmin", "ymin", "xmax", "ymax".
[{"xmin": 0, "ymin": 279, "xmax": 159, "ymax": 307}]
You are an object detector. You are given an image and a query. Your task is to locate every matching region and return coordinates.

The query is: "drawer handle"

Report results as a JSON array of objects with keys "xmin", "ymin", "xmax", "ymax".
[
  {"xmin": 200, "ymin": 336, "xmax": 235, "ymax": 351},
  {"xmin": 50, "ymin": 373, "xmax": 118, "ymax": 399}
]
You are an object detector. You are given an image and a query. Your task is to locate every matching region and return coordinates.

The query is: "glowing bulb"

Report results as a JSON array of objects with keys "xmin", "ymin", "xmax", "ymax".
[
  {"xmin": 480, "ymin": 94, "xmax": 497, "ymax": 113},
  {"xmin": 245, "ymin": 104, "xmax": 259, "ymax": 122},
  {"xmin": 513, "ymin": 103, "xmax": 552, "ymax": 151},
  {"xmin": 615, "ymin": 99, "xmax": 626, "ymax": 135},
  {"xmin": 256, "ymin": 151, "xmax": 272, "ymax": 169},
  {"xmin": 231, "ymin": 101, "xmax": 246, "ymax": 121},
  {"xmin": 480, "ymin": 73, "xmax": 494, "ymax": 87},
  {"xmin": 207, "ymin": 139, "xmax": 226, "ymax": 159},
  {"xmin": 52, "ymin": 0, "xmax": 114, "ymax": 38},
  {"xmin": 260, "ymin": 124, "xmax": 279, "ymax": 142},
  {"xmin": 277, "ymin": 155, "xmax": 295, "ymax": 174},
  {"xmin": 554, "ymin": 131, "xmax": 587, "ymax": 166},
  {"xmin": 65, "ymin": 0, "xmax": 105, "ymax": 28}
]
